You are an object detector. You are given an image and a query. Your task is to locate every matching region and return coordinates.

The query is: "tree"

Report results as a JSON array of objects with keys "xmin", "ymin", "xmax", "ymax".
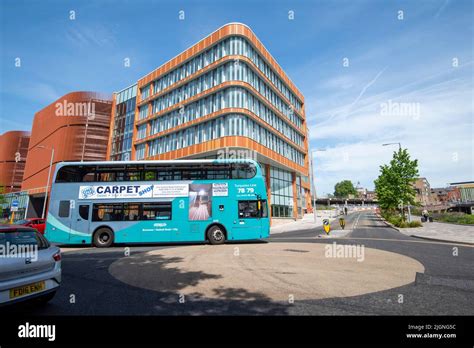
[
  {"xmin": 334, "ymin": 180, "xmax": 357, "ymax": 198},
  {"xmin": 374, "ymin": 148, "xmax": 419, "ymax": 216}
]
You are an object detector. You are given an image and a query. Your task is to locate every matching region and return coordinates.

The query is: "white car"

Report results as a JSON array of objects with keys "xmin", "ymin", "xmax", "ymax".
[{"xmin": 0, "ymin": 225, "xmax": 61, "ymax": 306}]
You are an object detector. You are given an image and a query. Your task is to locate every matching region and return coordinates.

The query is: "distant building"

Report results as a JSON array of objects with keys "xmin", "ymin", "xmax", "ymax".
[
  {"xmin": 365, "ymin": 191, "xmax": 377, "ymax": 200},
  {"xmin": 354, "ymin": 183, "xmax": 377, "ymax": 201},
  {"xmin": 448, "ymin": 181, "xmax": 474, "ymax": 214},
  {"xmin": 449, "ymin": 182, "xmax": 474, "ymax": 203},
  {"xmin": 413, "ymin": 177, "xmax": 435, "ymax": 206},
  {"xmin": 355, "ymin": 183, "xmax": 366, "ymax": 199},
  {"xmin": 0, "ymin": 131, "xmax": 30, "ymax": 193},
  {"xmin": 431, "ymin": 186, "xmax": 461, "ymax": 203}
]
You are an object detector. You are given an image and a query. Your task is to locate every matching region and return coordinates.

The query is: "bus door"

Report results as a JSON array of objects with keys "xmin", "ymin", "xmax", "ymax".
[
  {"xmin": 52, "ymin": 199, "xmax": 75, "ymax": 243},
  {"xmin": 73, "ymin": 203, "xmax": 91, "ymax": 238},
  {"xmin": 232, "ymin": 200, "xmax": 262, "ymax": 239}
]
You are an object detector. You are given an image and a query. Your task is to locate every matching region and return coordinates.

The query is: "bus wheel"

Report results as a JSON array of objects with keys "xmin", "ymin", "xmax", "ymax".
[
  {"xmin": 93, "ymin": 228, "xmax": 114, "ymax": 248},
  {"xmin": 207, "ymin": 225, "xmax": 226, "ymax": 245}
]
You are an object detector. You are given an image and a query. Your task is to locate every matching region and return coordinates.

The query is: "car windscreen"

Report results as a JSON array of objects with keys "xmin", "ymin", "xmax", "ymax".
[
  {"xmin": 0, "ymin": 230, "xmax": 49, "ymax": 250},
  {"xmin": 13, "ymin": 219, "xmax": 29, "ymax": 225}
]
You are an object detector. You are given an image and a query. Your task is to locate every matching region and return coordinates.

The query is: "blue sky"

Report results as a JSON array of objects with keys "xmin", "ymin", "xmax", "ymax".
[{"xmin": 1, "ymin": 0, "xmax": 472, "ymax": 196}]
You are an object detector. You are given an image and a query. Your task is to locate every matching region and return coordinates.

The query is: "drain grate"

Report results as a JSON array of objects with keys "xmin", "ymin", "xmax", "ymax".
[{"xmin": 284, "ymin": 249, "xmax": 309, "ymax": 253}]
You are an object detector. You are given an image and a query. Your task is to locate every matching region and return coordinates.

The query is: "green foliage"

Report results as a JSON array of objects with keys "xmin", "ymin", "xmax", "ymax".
[
  {"xmin": 374, "ymin": 148, "xmax": 419, "ymax": 217},
  {"xmin": 334, "ymin": 180, "xmax": 357, "ymax": 198},
  {"xmin": 381, "ymin": 209, "xmax": 422, "ymax": 228},
  {"xmin": 433, "ymin": 212, "xmax": 474, "ymax": 225}
]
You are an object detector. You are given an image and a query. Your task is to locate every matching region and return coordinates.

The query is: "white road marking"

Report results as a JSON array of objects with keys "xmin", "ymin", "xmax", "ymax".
[{"xmin": 270, "ymin": 236, "xmax": 473, "ymax": 247}]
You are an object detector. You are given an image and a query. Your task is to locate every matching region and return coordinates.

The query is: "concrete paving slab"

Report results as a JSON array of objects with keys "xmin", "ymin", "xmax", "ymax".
[{"xmin": 397, "ymin": 217, "xmax": 474, "ymax": 245}]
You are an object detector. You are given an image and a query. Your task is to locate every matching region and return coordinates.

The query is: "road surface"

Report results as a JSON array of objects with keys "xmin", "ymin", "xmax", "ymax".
[{"xmin": 8, "ymin": 211, "xmax": 473, "ymax": 315}]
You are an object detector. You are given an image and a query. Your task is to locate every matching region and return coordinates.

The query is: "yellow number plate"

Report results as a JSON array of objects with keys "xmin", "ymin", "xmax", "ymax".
[{"xmin": 9, "ymin": 281, "xmax": 46, "ymax": 299}]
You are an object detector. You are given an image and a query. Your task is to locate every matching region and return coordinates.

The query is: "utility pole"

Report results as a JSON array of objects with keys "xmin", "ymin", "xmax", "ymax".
[
  {"xmin": 310, "ymin": 148, "xmax": 326, "ymax": 223},
  {"xmin": 37, "ymin": 145, "xmax": 55, "ymax": 219}
]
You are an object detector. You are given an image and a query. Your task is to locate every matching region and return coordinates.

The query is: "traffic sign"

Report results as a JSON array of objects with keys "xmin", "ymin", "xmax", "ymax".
[
  {"xmin": 11, "ymin": 200, "xmax": 19, "ymax": 212},
  {"xmin": 323, "ymin": 219, "xmax": 330, "ymax": 234}
]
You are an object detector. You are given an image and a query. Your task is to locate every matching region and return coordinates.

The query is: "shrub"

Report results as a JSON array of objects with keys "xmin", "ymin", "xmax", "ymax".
[
  {"xmin": 433, "ymin": 213, "xmax": 474, "ymax": 225},
  {"xmin": 380, "ymin": 209, "xmax": 423, "ymax": 228}
]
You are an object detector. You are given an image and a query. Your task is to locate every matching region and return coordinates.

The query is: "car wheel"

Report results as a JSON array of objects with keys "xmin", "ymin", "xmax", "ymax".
[
  {"xmin": 93, "ymin": 228, "xmax": 114, "ymax": 248},
  {"xmin": 207, "ymin": 225, "xmax": 226, "ymax": 245}
]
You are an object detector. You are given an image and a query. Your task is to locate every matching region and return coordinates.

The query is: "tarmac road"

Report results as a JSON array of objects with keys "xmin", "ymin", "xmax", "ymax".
[{"xmin": 6, "ymin": 212, "xmax": 473, "ymax": 315}]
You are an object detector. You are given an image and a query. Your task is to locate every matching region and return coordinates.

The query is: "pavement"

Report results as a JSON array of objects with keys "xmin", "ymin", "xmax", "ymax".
[
  {"xmin": 6, "ymin": 211, "xmax": 473, "ymax": 315},
  {"xmin": 397, "ymin": 216, "xmax": 474, "ymax": 245},
  {"xmin": 270, "ymin": 210, "xmax": 338, "ymax": 234}
]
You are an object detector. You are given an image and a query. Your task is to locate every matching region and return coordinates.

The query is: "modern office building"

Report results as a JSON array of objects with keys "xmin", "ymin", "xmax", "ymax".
[
  {"xmin": 107, "ymin": 23, "xmax": 312, "ymax": 219},
  {"xmin": 107, "ymin": 84, "xmax": 137, "ymax": 161},
  {"xmin": 21, "ymin": 91, "xmax": 112, "ymax": 217},
  {"xmin": 0, "ymin": 131, "xmax": 30, "ymax": 193}
]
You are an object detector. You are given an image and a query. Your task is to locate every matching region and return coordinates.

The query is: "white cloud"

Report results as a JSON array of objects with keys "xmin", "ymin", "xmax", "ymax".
[{"xmin": 310, "ymin": 67, "xmax": 473, "ymax": 196}]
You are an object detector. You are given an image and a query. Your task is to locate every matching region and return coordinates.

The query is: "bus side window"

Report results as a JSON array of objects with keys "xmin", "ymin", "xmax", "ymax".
[
  {"xmin": 141, "ymin": 203, "xmax": 172, "ymax": 220},
  {"xmin": 79, "ymin": 205, "xmax": 89, "ymax": 220},
  {"xmin": 58, "ymin": 201, "xmax": 70, "ymax": 218},
  {"xmin": 238, "ymin": 201, "xmax": 260, "ymax": 218}
]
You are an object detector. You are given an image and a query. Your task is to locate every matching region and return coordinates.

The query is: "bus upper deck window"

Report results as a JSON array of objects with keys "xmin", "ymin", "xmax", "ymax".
[
  {"xmin": 232, "ymin": 163, "xmax": 256, "ymax": 179},
  {"xmin": 58, "ymin": 201, "xmax": 70, "ymax": 218}
]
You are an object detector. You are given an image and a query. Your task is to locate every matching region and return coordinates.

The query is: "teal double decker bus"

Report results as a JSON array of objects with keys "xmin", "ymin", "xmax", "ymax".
[{"xmin": 45, "ymin": 159, "xmax": 269, "ymax": 247}]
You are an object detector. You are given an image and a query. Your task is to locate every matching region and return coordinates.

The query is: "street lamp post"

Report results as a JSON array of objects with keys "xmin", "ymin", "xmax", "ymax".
[
  {"xmin": 382, "ymin": 142, "xmax": 401, "ymax": 151},
  {"xmin": 381, "ymin": 142, "xmax": 411, "ymax": 222},
  {"xmin": 310, "ymin": 148, "xmax": 326, "ymax": 223},
  {"xmin": 37, "ymin": 145, "xmax": 55, "ymax": 219}
]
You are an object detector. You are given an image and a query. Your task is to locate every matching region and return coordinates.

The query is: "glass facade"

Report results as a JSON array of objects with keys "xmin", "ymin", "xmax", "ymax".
[
  {"xmin": 296, "ymin": 175, "xmax": 304, "ymax": 217},
  {"xmin": 146, "ymin": 114, "xmax": 304, "ymax": 166},
  {"xmin": 147, "ymin": 87, "xmax": 304, "ymax": 147},
  {"xmin": 110, "ymin": 84, "xmax": 137, "ymax": 161},
  {"xmin": 150, "ymin": 36, "xmax": 303, "ymax": 113},
  {"xmin": 270, "ymin": 167, "xmax": 294, "ymax": 218},
  {"xmin": 149, "ymin": 60, "xmax": 303, "ymax": 129}
]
